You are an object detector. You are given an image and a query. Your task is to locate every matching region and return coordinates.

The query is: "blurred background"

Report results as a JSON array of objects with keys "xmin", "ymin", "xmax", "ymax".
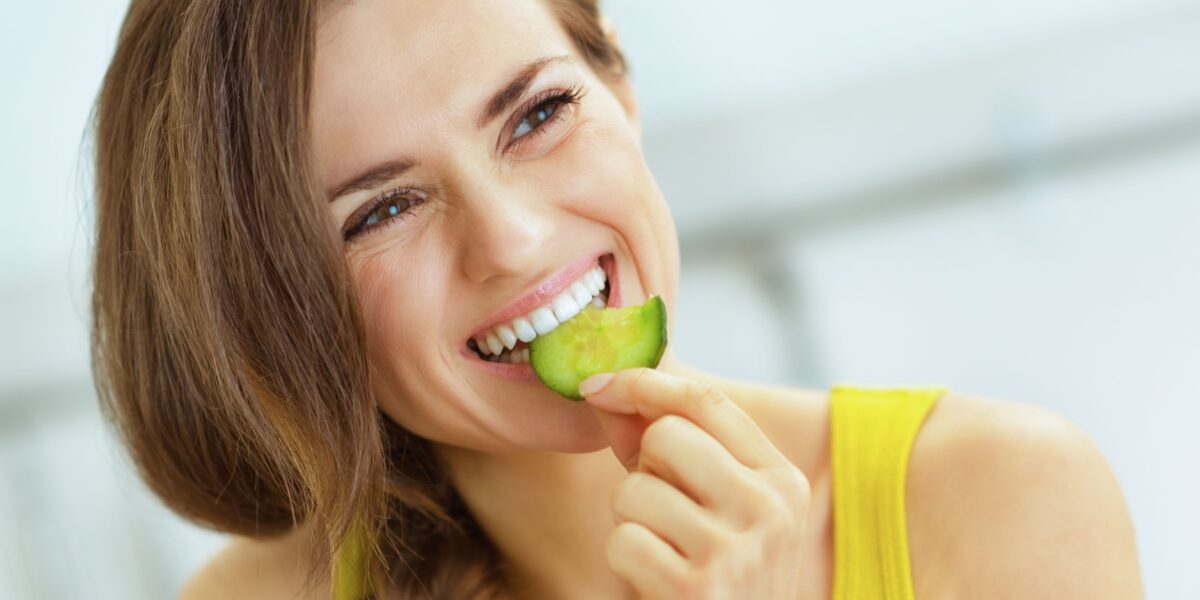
[{"xmin": 2, "ymin": 0, "xmax": 1197, "ymax": 597}]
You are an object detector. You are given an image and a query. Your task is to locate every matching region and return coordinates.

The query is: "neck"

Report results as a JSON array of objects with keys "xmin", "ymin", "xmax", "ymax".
[
  {"xmin": 431, "ymin": 357, "xmax": 812, "ymax": 599},
  {"xmin": 437, "ymin": 444, "xmax": 631, "ymax": 599}
]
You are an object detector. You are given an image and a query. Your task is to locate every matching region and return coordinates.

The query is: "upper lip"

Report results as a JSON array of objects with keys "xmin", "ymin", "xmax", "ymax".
[{"xmin": 467, "ymin": 251, "xmax": 608, "ymax": 342}]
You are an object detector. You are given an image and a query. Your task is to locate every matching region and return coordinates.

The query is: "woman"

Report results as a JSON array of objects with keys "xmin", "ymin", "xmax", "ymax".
[{"xmin": 91, "ymin": 0, "xmax": 1143, "ymax": 598}]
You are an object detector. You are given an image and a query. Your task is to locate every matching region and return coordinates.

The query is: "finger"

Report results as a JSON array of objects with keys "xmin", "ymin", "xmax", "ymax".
[
  {"xmin": 612, "ymin": 471, "xmax": 728, "ymax": 561},
  {"xmin": 636, "ymin": 414, "xmax": 752, "ymax": 511},
  {"xmin": 581, "ymin": 369, "xmax": 787, "ymax": 470},
  {"xmin": 606, "ymin": 521, "xmax": 689, "ymax": 599},
  {"xmin": 588, "ymin": 405, "xmax": 650, "ymax": 472}
]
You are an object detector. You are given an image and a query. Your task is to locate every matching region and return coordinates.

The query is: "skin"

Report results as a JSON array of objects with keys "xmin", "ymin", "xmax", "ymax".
[{"xmin": 180, "ymin": 0, "xmax": 1145, "ymax": 598}]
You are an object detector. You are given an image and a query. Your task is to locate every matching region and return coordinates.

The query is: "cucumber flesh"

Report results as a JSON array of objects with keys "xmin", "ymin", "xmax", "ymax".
[{"xmin": 530, "ymin": 295, "xmax": 668, "ymax": 400}]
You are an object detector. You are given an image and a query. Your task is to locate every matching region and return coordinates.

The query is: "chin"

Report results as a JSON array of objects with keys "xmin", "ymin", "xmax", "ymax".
[
  {"xmin": 411, "ymin": 391, "xmax": 610, "ymax": 455},
  {"xmin": 515, "ymin": 397, "xmax": 613, "ymax": 454}
]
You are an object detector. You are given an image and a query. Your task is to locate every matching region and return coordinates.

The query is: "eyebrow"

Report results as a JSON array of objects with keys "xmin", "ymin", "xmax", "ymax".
[
  {"xmin": 476, "ymin": 55, "xmax": 573, "ymax": 128},
  {"xmin": 326, "ymin": 157, "xmax": 418, "ymax": 203},
  {"xmin": 326, "ymin": 55, "xmax": 572, "ymax": 203}
]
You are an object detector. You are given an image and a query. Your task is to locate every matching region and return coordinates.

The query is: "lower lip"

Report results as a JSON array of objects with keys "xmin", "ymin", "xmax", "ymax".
[{"xmin": 463, "ymin": 254, "xmax": 622, "ymax": 381}]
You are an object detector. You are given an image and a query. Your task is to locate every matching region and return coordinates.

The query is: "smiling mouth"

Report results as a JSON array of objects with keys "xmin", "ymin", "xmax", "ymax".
[{"xmin": 467, "ymin": 256, "xmax": 613, "ymax": 364}]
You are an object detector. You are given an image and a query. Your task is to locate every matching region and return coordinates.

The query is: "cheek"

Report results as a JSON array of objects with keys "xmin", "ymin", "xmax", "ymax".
[
  {"xmin": 551, "ymin": 108, "xmax": 680, "ymax": 297},
  {"xmin": 349, "ymin": 242, "xmax": 448, "ymax": 373},
  {"xmin": 552, "ymin": 116, "xmax": 645, "ymax": 216}
]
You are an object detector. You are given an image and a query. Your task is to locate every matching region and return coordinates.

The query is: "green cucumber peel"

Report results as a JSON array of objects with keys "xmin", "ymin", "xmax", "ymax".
[{"xmin": 529, "ymin": 295, "xmax": 668, "ymax": 400}]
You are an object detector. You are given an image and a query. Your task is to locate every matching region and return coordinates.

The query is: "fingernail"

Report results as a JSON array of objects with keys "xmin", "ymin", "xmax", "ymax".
[{"xmin": 579, "ymin": 372, "xmax": 614, "ymax": 397}]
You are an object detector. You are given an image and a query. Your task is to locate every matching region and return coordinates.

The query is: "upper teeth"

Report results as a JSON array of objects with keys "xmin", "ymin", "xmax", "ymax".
[{"xmin": 474, "ymin": 265, "xmax": 608, "ymax": 358}]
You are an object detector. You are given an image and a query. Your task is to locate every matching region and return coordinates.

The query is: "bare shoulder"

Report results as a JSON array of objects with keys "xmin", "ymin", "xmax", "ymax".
[
  {"xmin": 906, "ymin": 390, "xmax": 1144, "ymax": 599},
  {"xmin": 177, "ymin": 527, "xmax": 325, "ymax": 600}
]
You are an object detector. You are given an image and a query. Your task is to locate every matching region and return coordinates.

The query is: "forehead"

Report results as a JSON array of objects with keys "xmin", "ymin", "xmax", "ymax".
[{"xmin": 311, "ymin": 0, "xmax": 575, "ymax": 184}]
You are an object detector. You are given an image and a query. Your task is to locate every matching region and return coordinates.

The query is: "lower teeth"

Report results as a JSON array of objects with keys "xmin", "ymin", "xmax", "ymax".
[{"xmin": 489, "ymin": 348, "xmax": 529, "ymax": 363}]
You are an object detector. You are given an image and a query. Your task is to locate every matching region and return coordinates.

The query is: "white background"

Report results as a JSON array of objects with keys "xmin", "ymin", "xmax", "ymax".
[{"xmin": 2, "ymin": 0, "xmax": 1197, "ymax": 597}]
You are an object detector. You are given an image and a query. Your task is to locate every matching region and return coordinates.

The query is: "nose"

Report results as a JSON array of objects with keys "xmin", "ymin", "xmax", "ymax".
[{"xmin": 456, "ymin": 179, "xmax": 555, "ymax": 284}]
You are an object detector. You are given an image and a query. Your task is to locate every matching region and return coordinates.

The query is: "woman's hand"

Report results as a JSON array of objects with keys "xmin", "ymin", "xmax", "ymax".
[{"xmin": 579, "ymin": 368, "xmax": 811, "ymax": 600}]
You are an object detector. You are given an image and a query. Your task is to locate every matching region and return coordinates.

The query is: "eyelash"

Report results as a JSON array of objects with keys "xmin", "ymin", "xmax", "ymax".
[
  {"xmin": 342, "ymin": 185, "xmax": 424, "ymax": 242},
  {"xmin": 342, "ymin": 86, "xmax": 584, "ymax": 243},
  {"xmin": 503, "ymin": 85, "xmax": 584, "ymax": 153}
]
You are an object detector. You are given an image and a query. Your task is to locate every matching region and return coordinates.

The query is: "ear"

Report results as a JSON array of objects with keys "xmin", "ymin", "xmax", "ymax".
[{"xmin": 600, "ymin": 16, "xmax": 640, "ymax": 137}]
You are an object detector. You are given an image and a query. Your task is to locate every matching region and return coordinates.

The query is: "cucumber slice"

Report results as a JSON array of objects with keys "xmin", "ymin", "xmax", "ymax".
[{"xmin": 530, "ymin": 295, "xmax": 668, "ymax": 400}]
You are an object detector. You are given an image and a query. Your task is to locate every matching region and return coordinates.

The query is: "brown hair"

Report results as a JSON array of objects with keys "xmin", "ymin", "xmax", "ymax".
[{"xmin": 90, "ymin": 0, "xmax": 625, "ymax": 597}]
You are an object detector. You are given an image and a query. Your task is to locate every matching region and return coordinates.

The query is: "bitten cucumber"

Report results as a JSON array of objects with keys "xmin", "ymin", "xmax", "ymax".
[{"xmin": 530, "ymin": 295, "xmax": 668, "ymax": 400}]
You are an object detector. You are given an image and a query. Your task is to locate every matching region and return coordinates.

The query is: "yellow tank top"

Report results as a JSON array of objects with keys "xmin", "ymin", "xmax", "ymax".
[
  {"xmin": 830, "ymin": 384, "xmax": 945, "ymax": 600},
  {"xmin": 333, "ymin": 520, "xmax": 371, "ymax": 600},
  {"xmin": 334, "ymin": 384, "xmax": 946, "ymax": 600}
]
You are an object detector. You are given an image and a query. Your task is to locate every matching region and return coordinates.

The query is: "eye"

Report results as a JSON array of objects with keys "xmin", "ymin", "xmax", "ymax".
[
  {"xmin": 505, "ymin": 87, "xmax": 583, "ymax": 149},
  {"xmin": 343, "ymin": 188, "xmax": 424, "ymax": 242},
  {"xmin": 512, "ymin": 98, "xmax": 562, "ymax": 140},
  {"xmin": 365, "ymin": 197, "xmax": 411, "ymax": 226}
]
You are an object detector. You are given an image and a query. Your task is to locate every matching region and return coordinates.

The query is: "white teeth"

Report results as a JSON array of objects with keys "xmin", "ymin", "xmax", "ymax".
[
  {"xmin": 472, "ymin": 262, "xmax": 611, "ymax": 357},
  {"xmin": 513, "ymin": 317, "xmax": 536, "ymax": 343},
  {"xmin": 569, "ymin": 282, "xmax": 592, "ymax": 307},
  {"xmin": 530, "ymin": 307, "xmax": 558, "ymax": 335},
  {"xmin": 485, "ymin": 333, "xmax": 504, "ymax": 356},
  {"xmin": 551, "ymin": 293, "xmax": 581, "ymax": 323},
  {"xmin": 489, "ymin": 347, "xmax": 531, "ymax": 364},
  {"xmin": 496, "ymin": 325, "xmax": 517, "ymax": 350}
]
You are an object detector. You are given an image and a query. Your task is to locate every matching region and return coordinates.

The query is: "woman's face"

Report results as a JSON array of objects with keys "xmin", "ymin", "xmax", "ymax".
[{"xmin": 311, "ymin": 0, "xmax": 679, "ymax": 453}]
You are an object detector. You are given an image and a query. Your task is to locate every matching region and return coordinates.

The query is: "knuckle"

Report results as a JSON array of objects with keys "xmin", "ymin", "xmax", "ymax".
[
  {"xmin": 627, "ymin": 367, "xmax": 652, "ymax": 387},
  {"xmin": 742, "ymin": 475, "xmax": 776, "ymax": 504},
  {"xmin": 713, "ymin": 540, "xmax": 756, "ymax": 579},
  {"xmin": 764, "ymin": 496, "xmax": 798, "ymax": 530},
  {"xmin": 666, "ymin": 563, "xmax": 699, "ymax": 597},
  {"xmin": 611, "ymin": 472, "xmax": 648, "ymax": 517},
  {"xmin": 768, "ymin": 463, "xmax": 816, "ymax": 506},
  {"xmin": 678, "ymin": 566, "xmax": 713, "ymax": 598},
  {"xmin": 742, "ymin": 477, "xmax": 791, "ymax": 524},
  {"xmin": 682, "ymin": 381, "xmax": 727, "ymax": 413},
  {"xmin": 606, "ymin": 521, "xmax": 640, "ymax": 560},
  {"xmin": 639, "ymin": 417, "xmax": 688, "ymax": 470},
  {"xmin": 771, "ymin": 466, "xmax": 812, "ymax": 507},
  {"xmin": 700, "ymin": 518, "xmax": 736, "ymax": 553},
  {"xmin": 642, "ymin": 414, "xmax": 688, "ymax": 451},
  {"xmin": 691, "ymin": 565, "xmax": 739, "ymax": 600},
  {"xmin": 676, "ymin": 568, "xmax": 710, "ymax": 597}
]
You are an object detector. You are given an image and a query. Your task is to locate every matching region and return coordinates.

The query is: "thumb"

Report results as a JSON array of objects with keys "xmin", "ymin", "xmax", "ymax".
[{"xmin": 587, "ymin": 406, "xmax": 649, "ymax": 472}]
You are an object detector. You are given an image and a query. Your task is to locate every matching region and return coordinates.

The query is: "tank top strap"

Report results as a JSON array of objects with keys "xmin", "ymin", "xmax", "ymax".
[
  {"xmin": 333, "ymin": 519, "xmax": 373, "ymax": 600},
  {"xmin": 829, "ymin": 384, "xmax": 946, "ymax": 600}
]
